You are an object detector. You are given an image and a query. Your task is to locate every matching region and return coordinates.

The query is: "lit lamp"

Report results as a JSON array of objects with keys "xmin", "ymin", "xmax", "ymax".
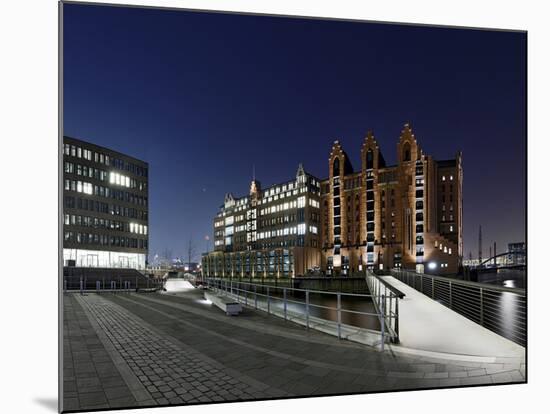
[{"xmin": 428, "ymin": 262, "xmax": 437, "ymax": 270}]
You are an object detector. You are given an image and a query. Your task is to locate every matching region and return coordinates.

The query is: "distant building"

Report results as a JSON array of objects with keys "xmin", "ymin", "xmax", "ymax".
[
  {"xmin": 508, "ymin": 242, "xmax": 526, "ymax": 266},
  {"xmin": 203, "ymin": 164, "xmax": 322, "ymax": 278},
  {"xmin": 62, "ymin": 137, "xmax": 149, "ymax": 269},
  {"xmin": 202, "ymin": 124, "xmax": 463, "ymax": 277}
]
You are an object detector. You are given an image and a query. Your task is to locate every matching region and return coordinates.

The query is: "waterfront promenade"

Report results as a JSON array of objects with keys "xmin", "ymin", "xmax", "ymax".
[{"xmin": 63, "ymin": 286, "xmax": 525, "ymax": 412}]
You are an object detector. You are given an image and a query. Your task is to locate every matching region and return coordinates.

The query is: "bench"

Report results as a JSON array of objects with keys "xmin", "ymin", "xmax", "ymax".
[{"xmin": 204, "ymin": 291, "xmax": 243, "ymax": 316}]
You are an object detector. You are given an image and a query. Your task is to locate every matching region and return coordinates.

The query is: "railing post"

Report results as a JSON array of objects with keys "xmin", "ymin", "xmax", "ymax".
[
  {"xmin": 395, "ymin": 295, "xmax": 399, "ymax": 341},
  {"xmin": 480, "ymin": 287, "xmax": 484, "ymax": 325},
  {"xmin": 337, "ymin": 292, "xmax": 342, "ymax": 339},
  {"xmin": 267, "ymin": 286, "xmax": 270, "ymax": 314},
  {"xmin": 254, "ymin": 284, "xmax": 258, "ymax": 309},
  {"xmin": 306, "ymin": 290, "xmax": 310, "ymax": 329},
  {"xmin": 283, "ymin": 288, "xmax": 287, "ymax": 321},
  {"xmin": 432, "ymin": 277, "xmax": 435, "ymax": 299},
  {"xmin": 96, "ymin": 280, "xmax": 100, "ymax": 293},
  {"xmin": 449, "ymin": 281, "xmax": 453, "ymax": 308},
  {"xmin": 244, "ymin": 283, "xmax": 248, "ymax": 307},
  {"xmin": 80, "ymin": 277, "xmax": 83, "ymax": 295},
  {"xmin": 64, "ymin": 279, "xmax": 67, "ymax": 292},
  {"xmin": 380, "ymin": 294, "xmax": 386, "ymax": 352}
]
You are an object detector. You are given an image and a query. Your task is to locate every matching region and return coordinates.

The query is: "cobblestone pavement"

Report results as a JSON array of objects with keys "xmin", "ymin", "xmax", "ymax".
[
  {"xmin": 63, "ymin": 294, "xmax": 141, "ymax": 411},
  {"xmin": 63, "ymin": 290, "xmax": 525, "ymax": 412},
  {"xmin": 72, "ymin": 293, "xmax": 287, "ymax": 410}
]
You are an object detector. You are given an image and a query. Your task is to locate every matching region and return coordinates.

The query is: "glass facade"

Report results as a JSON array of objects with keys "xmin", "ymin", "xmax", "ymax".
[{"xmin": 63, "ymin": 136, "xmax": 149, "ymax": 270}]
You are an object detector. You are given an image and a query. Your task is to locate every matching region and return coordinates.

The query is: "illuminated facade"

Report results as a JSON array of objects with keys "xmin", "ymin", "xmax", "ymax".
[
  {"xmin": 203, "ymin": 124, "xmax": 463, "ymax": 277},
  {"xmin": 202, "ymin": 165, "xmax": 322, "ymax": 278},
  {"xmin": 62, "ymin": 137, "xmax": 149, "ymax": 269},
  {"xmin": 320, "ymin": 124, "xmax": 463, "ymax": 276}
]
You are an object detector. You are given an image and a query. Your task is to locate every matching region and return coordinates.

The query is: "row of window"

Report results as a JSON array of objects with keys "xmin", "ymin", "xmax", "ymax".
[
  {"xmin": 64, "ymin": 196, "xmax": 148, "ymax": 221},
  {"xmin": 63, "ymin": 214, "xmax": 147, "ymax": 234},
  {"xmin": 64, "ymin": 179, "xmax": 148, "ymax": 206},
  {"xmin": 64, "ymin": 143, "xmax": 148, "ymax": 177},
  {"xmin": 65, "ymin": 162, "xmax": 108, "ymax": 181},
  {"xmin": 64, "ymin": 231, "xmax": 148, "ymax": 249},
  {"xmin": 64, "ymin": 162, "xmax": 147, "ymax": 192},
  {"xmin": 256, "ymin": 224, "xmax": 312, "ymax": 240},
  {"xmin": 260, "ymin": 199, "xmax": 299, "ymax": 216},
  {"xmin": 434, "ymin": 240, "xmax": 453, "ymax": 255}
]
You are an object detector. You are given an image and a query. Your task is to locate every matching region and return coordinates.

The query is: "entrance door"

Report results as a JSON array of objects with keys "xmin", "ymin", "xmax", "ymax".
[
  {"xmin": 119, "ymin": 256, "xmax": 129, "ymax": 268},
  {"xmin": 87, "ymin": 254, "xmax": 99, "ymax": 267}
]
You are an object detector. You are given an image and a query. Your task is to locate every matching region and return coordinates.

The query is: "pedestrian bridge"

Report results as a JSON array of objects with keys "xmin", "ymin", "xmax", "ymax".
[
  {"xmin": 198, "ymin": 273, "xmax": 525, "ymax": 362},
  {"xmin": 381, "ymin": 276, "xmax": 524, "ymax": 360}
]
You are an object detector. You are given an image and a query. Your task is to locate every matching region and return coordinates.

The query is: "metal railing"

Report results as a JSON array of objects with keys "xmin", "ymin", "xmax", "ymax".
[
  {"xmin": 204, "ymin": 277, "xmax": 401, "ymax": 349},
  {"xmin": 391, "ymin": 269, "xmax": 526, "ymax": 346},
  {"xmin": 365, "ymin": 271, "xmax": 404, "ymax": 345},
  {"xmin": 62, "ymin": 275, "xmax": 163, "ymax": 293}
]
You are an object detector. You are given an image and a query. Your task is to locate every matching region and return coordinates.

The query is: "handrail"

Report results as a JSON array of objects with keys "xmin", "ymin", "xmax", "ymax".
[
  {"xmin": 390, "ymin": 269, "xmax": 526, "ymax": 346},
  {"xmin": 391, "ymin": 269, "xmax": 525, "ymax": 295},
  {"xmin": 205, "ymin": 277, "xmax": 401, "ymax": 349},
  {"xmin": 368, "ymin": 272, "xmax": 406, "ymax": 298}
]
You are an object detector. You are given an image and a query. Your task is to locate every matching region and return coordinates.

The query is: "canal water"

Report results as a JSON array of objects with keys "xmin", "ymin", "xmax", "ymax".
[
  {"xmin": 476, "ymin": 268, "xmax": 526, "ymax": 289},
  {"xmin": 232, "ymin": 285, "xmax": 381, "ymax": 331}
]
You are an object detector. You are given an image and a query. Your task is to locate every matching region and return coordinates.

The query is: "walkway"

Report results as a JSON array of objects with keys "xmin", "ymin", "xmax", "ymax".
[
  {"xmin": 62, "ymin": 288, "xmax": 525, "ymax": 412},
  {"xmin": 381, "ymin": 276, "xmax": 525, "ymax": 360}
]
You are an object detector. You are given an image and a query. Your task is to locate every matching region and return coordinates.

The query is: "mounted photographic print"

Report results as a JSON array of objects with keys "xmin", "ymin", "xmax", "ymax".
[{"xmin": 60, "ymin": 1, "xmax": 527, "ymax": 412}]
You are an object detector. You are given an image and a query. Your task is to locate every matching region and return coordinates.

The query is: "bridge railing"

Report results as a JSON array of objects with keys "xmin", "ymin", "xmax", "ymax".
[
  {"xmin": 62, "ymin": 275, "xmax": 163, "ymax": 293},
  {"xmin": 390, "ymin": 269, "xmax": 526, "ymax": 346},
  {"xmin": 204, "ymin": 277, "xmax": 401, "ymax": 349},
  {"xmin": 365, "ymin": 271, "xmax": 404, "ymax": 344}
]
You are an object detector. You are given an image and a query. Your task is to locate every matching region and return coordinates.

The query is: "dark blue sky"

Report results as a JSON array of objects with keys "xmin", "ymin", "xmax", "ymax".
[{"xmin": 63, "ymin": 3, "xmax": 526, "ymax": 262}]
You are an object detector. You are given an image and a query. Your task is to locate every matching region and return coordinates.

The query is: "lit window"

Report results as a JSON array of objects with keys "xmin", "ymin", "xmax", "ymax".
[
  {"xmin": 450, "ymin": 175, "xmax": 454, "ymax": 181},
  {"xmin": 450, "ymin": 225, "xmax": 454, "ymax": 232},
  {"xmin": 298, "ymin": 196, "xmax": 306, "ymax": 208},
  {"xmin": 442, "ymin": 176, "xmax": 446, "ymax": 181},
  {"xmin": 298, "ymin": 223, "xmax": 306, "ymax": 235}
]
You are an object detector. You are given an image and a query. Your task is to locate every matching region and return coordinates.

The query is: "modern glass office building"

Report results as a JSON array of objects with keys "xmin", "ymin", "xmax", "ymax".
[{"xmin": 62, "ymin": 136, "xmax": 149, "ymax": 269}]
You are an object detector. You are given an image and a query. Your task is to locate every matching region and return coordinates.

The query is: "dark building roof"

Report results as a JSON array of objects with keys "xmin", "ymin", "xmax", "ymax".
[
  {"xmin": 63, "ymin": 135, "xmax": 148, "ymax": 165},
  {"xmin": 437, "ymin": 159, "xmax": 458, "ymax": 168}
]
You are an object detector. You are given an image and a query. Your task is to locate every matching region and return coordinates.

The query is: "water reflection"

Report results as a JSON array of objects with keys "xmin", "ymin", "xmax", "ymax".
[
  {"xmin": 476, "ymin": 268, "xmax": 525, "ymax": 289},
  {"xmin": 240, "ymin": 289, "xmax": 381, "ymax": 330}
]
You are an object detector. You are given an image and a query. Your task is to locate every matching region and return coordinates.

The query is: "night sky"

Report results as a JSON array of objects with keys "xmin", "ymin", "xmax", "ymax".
[{"xmin": 63, "ymin": 3, "xmax": 526, "ymax": 263}]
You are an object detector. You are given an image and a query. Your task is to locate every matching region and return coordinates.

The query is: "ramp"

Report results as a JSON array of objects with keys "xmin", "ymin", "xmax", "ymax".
[{"xmin": 381, "ymin": 276, "xmax": 524, "ymax": 359}]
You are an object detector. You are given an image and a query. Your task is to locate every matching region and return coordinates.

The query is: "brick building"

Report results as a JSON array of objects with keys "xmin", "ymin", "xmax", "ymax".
[{"xmin": 202, "ymin": 124, "xmax": 462, "ymax": 277}]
